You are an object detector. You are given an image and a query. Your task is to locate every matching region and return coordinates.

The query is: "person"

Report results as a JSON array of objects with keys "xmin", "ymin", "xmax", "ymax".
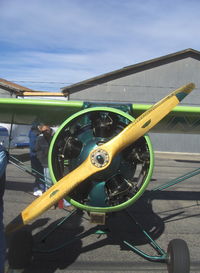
[
  {"xmin": 35, "ymin": 125, "xmax": 73, "ymax": 209},
  {"xmin": 0, "ymin": 144, "xmax": 8, "ymax": 273},
  {"xmin": 28, "ymin": 124, "xmax": 45, "ymax": 196},
  {"xmin": 35, "ymin": 125, "xmax": 54, "ymax": 190}
]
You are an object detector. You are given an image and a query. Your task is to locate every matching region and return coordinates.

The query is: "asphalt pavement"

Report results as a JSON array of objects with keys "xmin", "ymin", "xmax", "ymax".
[{"xmin": 3, "ymin": 149, "xmax": 200, "ymax": 273}]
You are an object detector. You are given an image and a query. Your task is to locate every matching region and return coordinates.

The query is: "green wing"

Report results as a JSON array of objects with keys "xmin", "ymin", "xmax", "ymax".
[
  {"xmin": 0, "ymin": 97, "xmax": 199, "ymax": 133},
  {"xmin": 0, "ymin": 98, "xmax": 84, "ymax": 125},
  {"xmin": 132, "ymin": 104, "xmax": 200, "ymax": 133}
]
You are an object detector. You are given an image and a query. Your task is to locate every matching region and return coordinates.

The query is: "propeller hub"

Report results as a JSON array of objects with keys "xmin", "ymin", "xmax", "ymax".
[{"xmin": 90, "ymin": 148, "xmax": 109, "ymax": 168}]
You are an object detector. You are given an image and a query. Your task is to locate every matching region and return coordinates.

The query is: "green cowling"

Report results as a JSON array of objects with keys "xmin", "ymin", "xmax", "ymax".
[{"xmin": 49, "ymin": 106, "xmax": 154, "ymax": 213}]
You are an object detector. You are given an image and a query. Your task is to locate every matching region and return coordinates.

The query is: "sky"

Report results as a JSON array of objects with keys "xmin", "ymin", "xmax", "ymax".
[{"xmin": 0, "ymin": 0, "xmax": 200, "ymax": 92}]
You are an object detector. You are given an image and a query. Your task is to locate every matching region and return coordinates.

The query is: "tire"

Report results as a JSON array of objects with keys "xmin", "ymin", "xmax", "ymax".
[
  {"xmin": 167, "ymin": 239, "xmax": 190, "ymax": 273},
  {"xmin": 8, "ymin": 229, "xmax": 33, "ymax": 269}
]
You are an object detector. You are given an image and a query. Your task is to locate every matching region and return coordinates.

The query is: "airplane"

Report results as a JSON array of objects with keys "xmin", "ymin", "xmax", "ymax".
[{"xmin": 0, "ymin": 82, "xmax": 197, "ymax": 273}]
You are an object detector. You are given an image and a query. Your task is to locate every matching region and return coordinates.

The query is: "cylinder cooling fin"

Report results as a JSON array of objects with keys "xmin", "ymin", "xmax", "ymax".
[{"xmin": 49, "ymin": 107, "xmax": 154, "ymax": 213}]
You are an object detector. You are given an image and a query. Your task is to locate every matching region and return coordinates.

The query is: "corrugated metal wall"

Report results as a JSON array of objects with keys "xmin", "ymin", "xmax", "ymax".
[
  {"xmin": 0, "ymin": 88, "xmax": 12, "ymax": 98},
  {"xmin": 69, "ymin": 57, "xmax": 200, "ymax": 153}
]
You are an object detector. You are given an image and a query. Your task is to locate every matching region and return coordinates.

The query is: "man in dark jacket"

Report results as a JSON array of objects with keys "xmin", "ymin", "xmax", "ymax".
[
  {"xmin": 28, "ymin": 125, "xmax": 45, "ymax": 196},
  {"xmin": 0, "ymin": 144, "xmax": 8, "ymax": 273}
]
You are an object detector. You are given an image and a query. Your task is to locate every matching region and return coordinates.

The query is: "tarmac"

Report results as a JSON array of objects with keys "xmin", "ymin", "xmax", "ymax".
[{"xmin": 3, "ymin": 149, "xmax": 200, "ymax": 273}]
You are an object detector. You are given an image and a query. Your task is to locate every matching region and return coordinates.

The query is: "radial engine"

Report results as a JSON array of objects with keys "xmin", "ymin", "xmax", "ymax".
[{"xmin": 49, "ymin": 107, "xmax": 154, "ymax": 213}]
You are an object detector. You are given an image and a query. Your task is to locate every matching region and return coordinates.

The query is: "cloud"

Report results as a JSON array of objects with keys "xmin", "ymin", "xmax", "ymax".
[
  {"xmin": 1, "ymin": 0, "xmax": 198, "ymax": 51},
  {"xmin": 0, "ymin": 0, "xmax": 200, "ymax": 91}
]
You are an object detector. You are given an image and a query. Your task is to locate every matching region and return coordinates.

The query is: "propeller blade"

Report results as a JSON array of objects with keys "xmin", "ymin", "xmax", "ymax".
[
  {"xmin": 102, "ymin": 83, "xmax": 195, "ymax": 157},
  {"xmin": 6, "ymin": 157, "xmax": 98, "ymax": 233},
  {"xmin": 6, "ymin": 83, "xmax": 195, "ymax": 233}
]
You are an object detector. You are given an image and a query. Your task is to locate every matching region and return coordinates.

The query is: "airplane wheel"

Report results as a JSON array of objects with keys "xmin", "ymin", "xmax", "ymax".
[
  {"xmin": 167, "ymin": 239, "xmax": 190, "ymax": 273},
  {"xmin": 8, "ymin": 229, "xmax": 33, "ymax": 269}
]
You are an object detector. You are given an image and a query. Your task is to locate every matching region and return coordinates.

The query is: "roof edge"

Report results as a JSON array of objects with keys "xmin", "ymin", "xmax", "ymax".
[
  {"xmin": 0, "ymin": 78, "xmax": 33, "ymax": 94},
  {"xmin": 62, "ymin": 48, "xmax": 200, "ymax": 94}
]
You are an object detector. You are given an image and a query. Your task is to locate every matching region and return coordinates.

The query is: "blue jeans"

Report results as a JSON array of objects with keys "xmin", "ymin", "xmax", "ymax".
[
  {"xmin": 43, "ymin": 167, "xmax": 52, "ymax": 190},
  {"xmin": 0, "ymin": 205, "xmax": 5, "ymax": 273},
  {"xmin": 30, "ymin": 155, "xmax": 45, "ymax": 190}
]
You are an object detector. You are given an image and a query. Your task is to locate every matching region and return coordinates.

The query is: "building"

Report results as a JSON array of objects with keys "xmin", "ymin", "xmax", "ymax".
[
  {"xmin": 62, "ymin": 48, "xmax": 200, "ymax": 153},
  {"xmin": 0, "ymin": 78, "xmax": 33, "ymax": 97},
  {"xmin": 0, "ymin": 78, "xmax": 66, "ymax": 147},
  {"xmin": 1, "ymin": 49, "xmax": 200, "ymax": 152},
  {"xmin": 0, "ymin": 78, "xmax": 66, "ymax": 99}
]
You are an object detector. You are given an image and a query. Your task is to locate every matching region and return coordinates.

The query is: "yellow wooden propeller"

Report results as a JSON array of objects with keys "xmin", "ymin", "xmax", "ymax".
[{"xmin": 6, "ymin": 83, "xmax": 195, "ymax": 233}]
